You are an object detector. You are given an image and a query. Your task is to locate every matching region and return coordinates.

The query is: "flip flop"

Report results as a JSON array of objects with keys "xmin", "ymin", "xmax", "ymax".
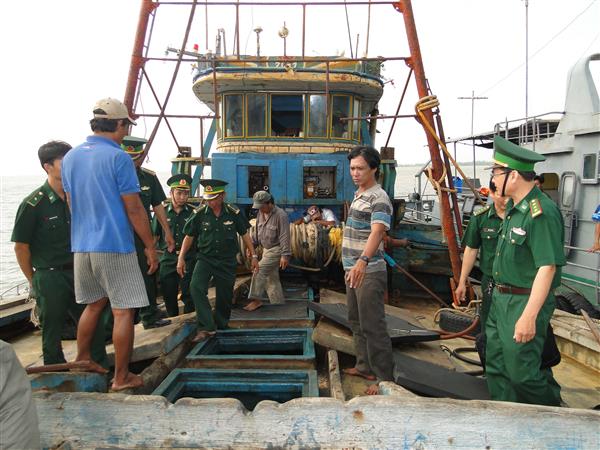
[{"xmin": 342, "ymin": 367, "xmax": 376, "ymax": 381}]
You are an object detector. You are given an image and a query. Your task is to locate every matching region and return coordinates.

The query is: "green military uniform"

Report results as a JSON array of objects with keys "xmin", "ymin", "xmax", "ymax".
[
  {"xmin": 183, "ymin": 179, "xmax": 250, "ymax": 331},
  {"xmin": 121, "ymin": 136, "xmax": 168, "ymax": 327},
  {"xmin": 11, "ymin": 182, "xmax": 107, "ymax": 366},
  {"xmin": 134, "ymin": 165, "xmax": 167, "ymax": 326},
  {"xmin": 153, "ymin": 174, "xmax": 196, "ymax": 317},
  {"xmin": 486, "ymin": 136, "xmax": 564, "ymax": 406},
  {"xmin": 461, "ymin": 203, "xmax": 503, "ymax": 327}
]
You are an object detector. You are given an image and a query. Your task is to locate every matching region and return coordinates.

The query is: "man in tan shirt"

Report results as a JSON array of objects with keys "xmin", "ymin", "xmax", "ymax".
[{"xmin": 244, "ymin": 191, "xmax": 291, "ymax": 311}]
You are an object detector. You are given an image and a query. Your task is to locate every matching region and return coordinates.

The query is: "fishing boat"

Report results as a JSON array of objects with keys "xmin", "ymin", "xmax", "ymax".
[{"xmin": 5, "ymin": 1, "xmax": 600, "ymax": 448}]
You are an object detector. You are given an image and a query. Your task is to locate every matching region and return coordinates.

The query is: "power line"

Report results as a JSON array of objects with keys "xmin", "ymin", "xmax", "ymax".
[{"xmin": 481, "ymin": 0, "xmax": 598, "ymax": 95}]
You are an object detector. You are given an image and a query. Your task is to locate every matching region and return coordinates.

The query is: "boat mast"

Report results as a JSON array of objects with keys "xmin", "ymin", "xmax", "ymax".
[
  {"xmin": 396, "ymin": 0, "xmax": 462, "ymax": 284},
  {"xmin": 124, "ymin": 0, "xmax": 156, "ymax": 115}
]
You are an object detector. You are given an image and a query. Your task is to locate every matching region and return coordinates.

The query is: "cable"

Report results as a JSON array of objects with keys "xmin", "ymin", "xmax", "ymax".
[{"xmin": 481, "ymin": 0, "xmax": 598, "ymax": 95}]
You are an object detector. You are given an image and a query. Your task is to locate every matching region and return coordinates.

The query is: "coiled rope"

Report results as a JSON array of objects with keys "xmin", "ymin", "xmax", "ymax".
[{"xmin": 238, "ymin": 222, "xmax": 343, "ymax": 272}]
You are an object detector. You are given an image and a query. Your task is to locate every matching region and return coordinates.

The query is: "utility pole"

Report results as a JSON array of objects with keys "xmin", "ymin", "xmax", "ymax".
[
  {"xmin": 457, "ymin": 90, "xmax": 488, "ymax": 179},
  {"xmin": 524, "ymin": 0, "xmax": 529, "ymax": 121}
]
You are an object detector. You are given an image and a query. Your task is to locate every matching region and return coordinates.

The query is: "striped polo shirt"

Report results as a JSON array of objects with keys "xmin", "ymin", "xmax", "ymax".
[{"xmin": 342, "ymin": 183, "xmax": 392, "ymax": 272}]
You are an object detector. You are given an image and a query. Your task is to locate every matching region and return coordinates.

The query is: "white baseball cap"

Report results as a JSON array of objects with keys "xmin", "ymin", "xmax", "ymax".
[{"xmin": 92, "ymin": 98, "xmax": 137, "ymax": 125}]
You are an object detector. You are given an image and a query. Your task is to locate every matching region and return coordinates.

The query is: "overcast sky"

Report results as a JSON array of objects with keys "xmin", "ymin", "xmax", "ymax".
[{"xmin": 0, "ymin": 0, "xmax": 598, "ymax": 177}]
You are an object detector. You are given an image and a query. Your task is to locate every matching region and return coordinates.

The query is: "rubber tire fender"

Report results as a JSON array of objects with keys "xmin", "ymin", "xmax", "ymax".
[{"xmin": 438, "ymin": 309, "xmax": 481, "ymax": 337}]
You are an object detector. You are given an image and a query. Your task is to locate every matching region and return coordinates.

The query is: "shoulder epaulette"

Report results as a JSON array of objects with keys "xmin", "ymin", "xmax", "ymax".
[
  {"xmin": 26, "ymin": 189, "xmax": 45, "ymax": 207},
  {"xmin": 141, "ymin": 167, "xmax": 156, "ymax": 176},
  {"xmin": 225, "ymin": 203, "xmax": 240, "ymax": 214},
  {"xmin": 473, "ymin": 205, "xmax": 490, "ymax": 217},
  {"xmin": 194, "ymin": 204, "xmax": 209, "ymax": 214},
  {"xmin": 529, "ymin": 198, "xmax": 543, "ymax": 218}
]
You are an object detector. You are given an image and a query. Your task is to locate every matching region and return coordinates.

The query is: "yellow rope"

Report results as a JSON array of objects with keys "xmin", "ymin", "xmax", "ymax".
[{"xmin": 415, "ymin": 96, "xmax": 486, "ymax": 206}]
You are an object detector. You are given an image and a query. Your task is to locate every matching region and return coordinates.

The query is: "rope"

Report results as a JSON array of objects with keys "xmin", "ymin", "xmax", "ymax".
[
  {"xmin": 415, "ymin": 96, "xmax": 486, "ymax": 206},
  {"xmin": 239, "ymin": 222, "xmax": 343, "ymax": 272}
]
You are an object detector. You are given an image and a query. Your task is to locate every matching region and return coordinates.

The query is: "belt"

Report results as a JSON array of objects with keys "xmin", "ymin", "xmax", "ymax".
[
  {"xmin": 495, "ymin": 284, "xmax": 531, "ymax": 295},
  {"xmin": 37, "ymin": 263, "xmax": 74, "ymax": 271}
]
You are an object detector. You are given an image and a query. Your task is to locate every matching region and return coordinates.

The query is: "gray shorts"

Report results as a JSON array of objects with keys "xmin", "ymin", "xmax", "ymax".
[{"xmin": 74, "ymin": 252, "xmax": 149, "ymax": 309}]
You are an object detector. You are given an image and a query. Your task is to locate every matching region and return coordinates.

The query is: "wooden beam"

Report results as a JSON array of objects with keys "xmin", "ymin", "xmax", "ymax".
[
  {"xmin": 327, "ymin": 350, "xmax": 345, "ymax": 401},
  {"xmin": 34, "ymin": 392, "xmax": 600, "ymax": 449}
]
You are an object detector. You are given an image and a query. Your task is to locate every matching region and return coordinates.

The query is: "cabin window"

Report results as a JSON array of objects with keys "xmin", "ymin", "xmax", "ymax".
[
  {"xmin": 352, "ymin": 98, "xmax": 360, "ymax": 141},
  {"xmin": 247, "ymin": 94, "xmax": 267, "ymax": 137},
  {"xmin": 560, "ymin": 173, "xmax": 576, "ymax": 208},
  {"xmin": 225, "ymin": 94, "xmax": 244, "ymax": 137},
  {"xmin": 582, "ymin": 153, "xmax": 599, "ymax": 184},
  {"xmin": 308, "ymin": 95, "xmax": 327, "ymax": 137},
  {"xmin": 271, "ymin": 95, "xmax": 303, "ymax": 137},
  {"xmin": 331, "ymin": 95, "xmax": 351, "ymax": 139}
]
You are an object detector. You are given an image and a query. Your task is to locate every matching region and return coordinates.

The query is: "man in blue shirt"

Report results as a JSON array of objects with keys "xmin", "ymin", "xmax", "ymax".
[{"xmin": 62, "ymin": 97, "xmax": 158, "ymax": 391}]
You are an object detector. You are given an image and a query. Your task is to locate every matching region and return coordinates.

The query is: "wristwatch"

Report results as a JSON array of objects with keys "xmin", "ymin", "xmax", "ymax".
[
  {"xmin": 359, "ymin": 255, "xmax": 369, "ymax": 264},
  {"xmin": 251, "ymin": 254, "xmax": 259, "ymax": 259}
]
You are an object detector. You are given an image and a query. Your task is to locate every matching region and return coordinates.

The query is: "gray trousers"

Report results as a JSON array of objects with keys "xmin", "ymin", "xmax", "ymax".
[
  {"xmin": 346, "ymin": 270, "xmax": 394, "ymax": 382},
  {"xmin": 249, "ymin": 245, "xmax": 285, "ymax": 304}
]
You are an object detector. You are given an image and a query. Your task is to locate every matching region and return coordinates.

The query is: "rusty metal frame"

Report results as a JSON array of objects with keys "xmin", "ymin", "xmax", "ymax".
[{"xmin": 125, "ymin": 0, "xmax": 463, "ymax": 288}]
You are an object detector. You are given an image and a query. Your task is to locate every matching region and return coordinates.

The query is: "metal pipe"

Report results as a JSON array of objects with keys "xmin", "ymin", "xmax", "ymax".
[
  {"xmin": 124, "ymin": 0, "xmax": 157, "ymax": 113},
  {"xmin": 156, "ymin": 1, "xmax": 398, "ymax": 6},
  {"xmin": 302, "ymin": 4, "xmax": 306, "ymax": 58},
  {"xmin": 141, "ymin": 67, "xmax": 181, "ymax": 148},
  {"xmin": 342, "ymin": 113, "xmax": 416, "ymax": 121},
  {"xmin": 384, "ymin": 68, "xmax": 413, "ymax": 148},
  {"xmin": 143, "ymin": 0, "xmax": 198, "ymax": 158},
  {"xmin": 325, "ymin": 61, "xmax": 330, "ymax": 132},
  {"xmin": 435, "ymin": 112, "xmax": 463, "ymax": 238},
  {"xmin": 137, "ymin": 113, "xmax": 215, "ymax": 119},
  {"xmin": 149, "ymin": 55, "xmax": 409, "ymax": 63},
  {"xmin": 397, "ymin": 0, "xmax": 462, "ymax": 284},
  {"xmin": 235, "ymin": 1, "xmax": 240, "ymax": 58}
]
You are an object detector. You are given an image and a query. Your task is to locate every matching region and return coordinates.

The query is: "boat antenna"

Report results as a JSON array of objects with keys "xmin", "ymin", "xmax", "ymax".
[
  {"xmin": 278, "ymin": 23, "xmax": 289, "ymax": 57},
  {"xmin": 344, "ymin": 0, "xmax": 354, "ymax": 58},
  {"xmin": 254, "ymin": 26, "xmax": 263, "ymax": 58},
  {"xmin": 457, "ymin": 90, "xmax": 488, "ymax": 179}
]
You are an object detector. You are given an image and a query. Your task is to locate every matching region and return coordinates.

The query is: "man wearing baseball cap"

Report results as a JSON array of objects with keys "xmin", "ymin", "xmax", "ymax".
[
  {"xmin": 244, "ymin": 190, "xmax": 291, "ymax": 312},
  {"xmin": 61, "ymin": 97, "xmax": 158, "ymax": 391}
]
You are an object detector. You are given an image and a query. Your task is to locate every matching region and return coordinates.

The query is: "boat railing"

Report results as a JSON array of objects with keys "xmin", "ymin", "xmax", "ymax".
[
  {"xmin": 563, "ymin": 245, "xmax": 600, "ymax": 305},
  {"xmin": 0, "ymin": 281, "xmax": 30, "ymax": 301},
  {"xmin": 493, "ymin": 111, "xmax": 564, "ymax": 150}
]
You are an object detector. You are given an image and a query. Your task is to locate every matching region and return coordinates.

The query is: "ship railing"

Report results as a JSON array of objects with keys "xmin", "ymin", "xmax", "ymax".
[
  {"xmin": 0, "ymin": 281, "xmax": 30, "ymax": 301},
  {"xmin": 493, "ymin": 111, "xmax": 564, "ymax": 151},
  {"xmin": 563, "ymin": 245, "xmax": 600, "ymax": 305}
]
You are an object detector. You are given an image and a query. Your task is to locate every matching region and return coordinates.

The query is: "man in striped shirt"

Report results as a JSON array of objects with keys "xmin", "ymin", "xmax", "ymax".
[{"xmin": 342, "ymin": 146, "xmax": 394, "ymax": 395}]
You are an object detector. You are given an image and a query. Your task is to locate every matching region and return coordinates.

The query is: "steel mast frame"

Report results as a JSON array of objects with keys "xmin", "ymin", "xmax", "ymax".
[{"xmin": 123, "ymin": 0, "xmax": 463, "ymax": 285}]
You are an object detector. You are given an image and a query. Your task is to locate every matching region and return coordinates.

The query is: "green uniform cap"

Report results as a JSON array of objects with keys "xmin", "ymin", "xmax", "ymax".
[
  {"xmin": 121, "ymin": 136, "xmax": 148, "ymax": 157},
  {"xmin": 200, "ymin": 178, "xmax": 228, "ymax": 199},
  {"xmin": 490, "ymin": 136, "xmax": 545, "ymax": 172},
  {"xmin": 167, "ymin": 174, "xmax": 193, "ymax": 190}
]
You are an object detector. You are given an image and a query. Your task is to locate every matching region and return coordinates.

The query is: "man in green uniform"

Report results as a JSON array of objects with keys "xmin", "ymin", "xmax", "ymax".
[
  {"xmin": 177, "ymin": 179, "xmax": 259, "ymax": 342},
  {"xmin": 455, "ymin": 181, "xmax": 507, "ymax": 328},
  {"xmin": 153, "ymin": 174, "xmax": 196, "ymax": 317},
  {"xmin": 122, "ymin": 136, "xmax": 175, "ymax": 329},
  {"xmin": 486, "ymin": 136, "xmax": 564, "ymax": 406},
  {"xmin": 12, "ymin": 141, "xmax": 107, "ymax": 368}
]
